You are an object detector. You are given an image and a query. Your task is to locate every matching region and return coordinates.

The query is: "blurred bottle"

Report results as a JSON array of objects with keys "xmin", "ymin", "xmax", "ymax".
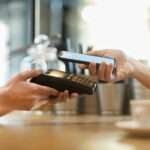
[{"xmin": 21, "ymin": 34, "xmax": 65, "ymax": 72}]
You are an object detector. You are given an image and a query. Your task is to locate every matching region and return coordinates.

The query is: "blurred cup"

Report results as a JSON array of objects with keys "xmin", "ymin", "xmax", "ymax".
[
  {"xmin": 98, "ymin": 81, "xmax": 125, "ymax": 115},
  {"xmin": 130, "ymin": 100, "xmax": 150, "ymax": 127}
]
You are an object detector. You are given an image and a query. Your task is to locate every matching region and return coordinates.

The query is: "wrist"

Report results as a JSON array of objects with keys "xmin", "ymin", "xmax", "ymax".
[
  {"xmin": 127, "ymin": 56, "xmax": 136, "ymax": 77},
  {"xmin": 0, "ymin": 86, "xmax": 11, "ymax": 108},
  {"xmin": 0, "ymin": 86, "xmax": 7, "ymax": 100},
  {"xmin": 0, "ymin": 87, "xmax": 13, "ymax": 116},
  {"xmin": 127, "ymin": 56, "xmax": 145, "ymax": 79}
]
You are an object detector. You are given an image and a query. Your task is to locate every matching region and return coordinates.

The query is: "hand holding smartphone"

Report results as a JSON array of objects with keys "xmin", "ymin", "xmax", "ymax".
[{"xmin": 58, "ymin": 51, "xmax": 117, "ymax": 73}]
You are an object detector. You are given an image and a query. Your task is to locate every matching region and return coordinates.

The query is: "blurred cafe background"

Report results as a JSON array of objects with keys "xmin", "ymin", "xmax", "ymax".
[{"xmin": 1, "ymin": 0, "xmax": 150, "ymax": 115}]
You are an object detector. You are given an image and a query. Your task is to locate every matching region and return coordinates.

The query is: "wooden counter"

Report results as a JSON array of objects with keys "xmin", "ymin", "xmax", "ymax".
[{"xmin": 0, "ymin": 111, "xmax": 149, "ymax": 150}]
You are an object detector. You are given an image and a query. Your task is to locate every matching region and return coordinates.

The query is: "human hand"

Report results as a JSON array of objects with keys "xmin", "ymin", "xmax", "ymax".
[
  {"xmin": 79, "ymin": 49, "xmax": 133, "ymax": 83},
  {"xmin": 31, "ymin": 90, "xmax": 79, "ymax": 110},
  {"xmin": 0, "ymin": 70, "xmax": 80, "ymax": 111}
]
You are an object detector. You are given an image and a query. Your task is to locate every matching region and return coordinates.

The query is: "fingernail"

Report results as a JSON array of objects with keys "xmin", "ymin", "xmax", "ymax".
[
  {"xmin": 73, "ymin": 94, "xmax": 79, "ymax": 97},
  {"xmin": 64, "ymin": 90, "xmax": 68, "ymax": 95}
]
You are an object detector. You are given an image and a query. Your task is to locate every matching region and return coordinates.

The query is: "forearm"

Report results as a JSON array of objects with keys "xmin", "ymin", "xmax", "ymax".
[
  {"xmin": 129, "ymin": 57, "xmax": 150, "ymax": 88},
  {"xmin": 0, "ymin": 87, "xmax": 12, "ymax": 116}
]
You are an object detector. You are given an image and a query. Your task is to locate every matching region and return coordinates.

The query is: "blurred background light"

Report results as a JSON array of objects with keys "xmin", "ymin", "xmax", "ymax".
[{"xmin": 81, "ymin": 0, "xmax": 150, "ymax": 59}]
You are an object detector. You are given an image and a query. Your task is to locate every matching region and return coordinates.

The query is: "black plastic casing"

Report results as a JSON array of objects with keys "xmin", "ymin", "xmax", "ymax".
[{"xmin": 30, "ymin": 70, "xmax": 97, "ymax": 95}]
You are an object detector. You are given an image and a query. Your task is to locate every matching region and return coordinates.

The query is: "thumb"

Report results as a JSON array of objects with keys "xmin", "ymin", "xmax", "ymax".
[
  {"xmin": 17, "ymin": 70, "xmax": 43, "ymax": 81},
  {"xmin": 86, "ymin": 50, "xmax": 106, "ymax": 57}
]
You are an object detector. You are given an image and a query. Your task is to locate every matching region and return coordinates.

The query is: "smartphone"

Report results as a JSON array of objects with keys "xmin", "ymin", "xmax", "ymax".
[
  {"xmin": 58, "ymin": 51, "xmax": 117, "ymax": 72},
  {"xmin": 30, "ymin": 69, "xmax": 97, "ymax": 95}
]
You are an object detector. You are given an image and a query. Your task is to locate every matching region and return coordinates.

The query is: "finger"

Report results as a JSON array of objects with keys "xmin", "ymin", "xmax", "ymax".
[
  {"xmin": 17, "ymin": 70, "xmax": 43, "ymax": 81},
  {"xmin": 105, "ymin": 63, "xmax": 115, "ymax": 82},
  {"xmin": 63, "ymin": 90, "xmax": 69, "ymax": 102},
  {"xmin": 86, "ymin": 50, "xmax": 106, "ymax": 56},
  {"xmin": 57, "ymin": 92, "xmax": 64, "ymax": 103},
  {"xmin": 97, "ymin": 62, "xmax": 107, "ymax": 80},
  {"xmin": 88, "ymin": 62, "xmax": 96, "ymax": 75},
  {"xmin": 31, "ymin": 99, "xmax": 48, "ymax": 110},
  {"xmin": 86, "ymin": 50, "xmax": 99, "ymax": 55},
  {"xmin": 70, "ymin": 93, "xmax": 79, "ymax": 99},
  {"xmin": 78, "ymin": 64, "xmax": 88, "ymax": 69}
]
